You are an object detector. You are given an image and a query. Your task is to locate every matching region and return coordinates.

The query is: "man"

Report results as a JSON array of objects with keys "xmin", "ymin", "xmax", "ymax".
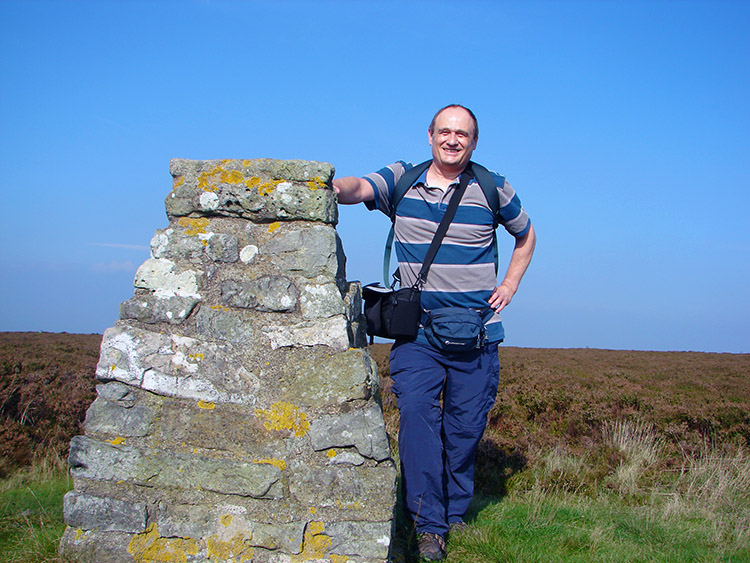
[{"xmin": 333, "ymin": 105, "xmax": 536, "ymax": 561}]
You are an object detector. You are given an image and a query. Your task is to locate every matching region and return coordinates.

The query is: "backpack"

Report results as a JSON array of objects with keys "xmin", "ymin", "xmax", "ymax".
[{"xmin": 381, "ymin": 160, "xmax": 504, "ymax": 285}]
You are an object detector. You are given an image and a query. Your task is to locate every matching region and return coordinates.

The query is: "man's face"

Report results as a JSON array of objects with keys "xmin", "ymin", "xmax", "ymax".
[{"xmin": 428, "ymin": 107, "xmax": 477, "ymax": 172}]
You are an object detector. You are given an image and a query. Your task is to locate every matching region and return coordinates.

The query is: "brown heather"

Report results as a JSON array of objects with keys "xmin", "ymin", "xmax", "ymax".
[
  {"xmin": 0, "ymin": 332, "xmax": 100, "ymax": 476},
  {"xmin": 370, "ymin": 344, "xmax": 750, "ymax": 496}
]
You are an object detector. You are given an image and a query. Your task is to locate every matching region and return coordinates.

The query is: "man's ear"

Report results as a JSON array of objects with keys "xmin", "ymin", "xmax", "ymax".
[{"xmin": 428, "ymin": 129, "xmax": 433, "ymax": 146}]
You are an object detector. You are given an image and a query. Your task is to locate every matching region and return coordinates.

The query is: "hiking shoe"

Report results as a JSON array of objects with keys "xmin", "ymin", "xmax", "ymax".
[{"xmin": 417, "ymin": 532, "xmax": 446, "ymax": 561}]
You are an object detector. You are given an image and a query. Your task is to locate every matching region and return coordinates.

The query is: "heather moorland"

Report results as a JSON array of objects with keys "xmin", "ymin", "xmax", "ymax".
[{"xmin": 1, "ymin": 333, "xmax": 748, "ymax": 562}]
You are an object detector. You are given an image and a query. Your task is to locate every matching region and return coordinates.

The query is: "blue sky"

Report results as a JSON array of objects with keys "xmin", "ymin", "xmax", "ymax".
[{"xmin": 1, "ymin": 0, "xmax": 748, "ymax": 353}]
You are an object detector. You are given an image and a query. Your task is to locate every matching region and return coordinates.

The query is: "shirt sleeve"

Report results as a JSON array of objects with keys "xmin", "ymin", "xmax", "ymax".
[
  {"xmin": 496, "ymin": 178, "xmax": 531, "ymax": 238},
  {"xmin": 362, "ymin": 161, "xmax": 412, "ymax": 216}
]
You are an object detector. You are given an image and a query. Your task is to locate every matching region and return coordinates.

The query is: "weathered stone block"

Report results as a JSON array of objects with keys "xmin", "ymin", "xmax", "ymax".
[
  {"xmin": 119, "ymin": 293, "xmax": 199, "ymax": 324},
  {"xmin": 83, "ymin": 397, "xmax": 155, "ymax": 437},
  {"xmin": 156, "ymin": 504, "xmax": 306, "ymax": 555},
  {"xmin": 59, "ymin": 528, "xmax": 134, "ymax": 563},
  {"xmin": 262, "ymin": 315, "xmax": 350, "ymax": 351},
  {"xmin": 150, "ymin": 227, "xmax": 205, "ymax": 262},
  {"xmin": 309, "ymin": 402, "xmax": 391, "ymax": 461},
  {"xmin": 193, "ymin": 305, "xmax": 255, "ymax": 343},
  {"xmin": 299, "ymin": 282, "xmax": 346, "ymax": 319},
  {"xmin": 69, "ymin": 436, "xmax": 282, "ymax": 498},
  {"xmin": 204, "ymin": 232, "xmax": 239, "ymax": 262},
  {"xmin": 166, "ymin": 158, "xmax": 337, "ymax": 224},
  {"xmin": 327, "ymin": 520, "xmax": 392, "ymax": 560},
  {"xmin": 288, "ymin": 465, "xmax": 397, "ymax": 521},
  {"xmin": 97, "ymin": 325, "xmax": 260, "ymax": 404},
  {"xmin": 260, "ymin": 224, "xmax": 342, "ymax": 279},
  {"xmin": 133, "ymin": 258, "xmax": 204, "ymax": 297},
  {"xmin": 283, "ymin": 348, "xmax": 377, "ymax": 407},
  {"xmin": 63, "ymin": 491, "xmax": 147, "ymax": 534},
  {"xmin": 220, "ymin": 276, "xmax": 298, "ymax": 312}
]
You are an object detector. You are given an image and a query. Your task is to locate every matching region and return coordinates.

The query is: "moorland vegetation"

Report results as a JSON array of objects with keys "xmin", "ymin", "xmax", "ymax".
[{"xmin": 1, "ymin": 333, "xmax": 748, "ymax": 562}]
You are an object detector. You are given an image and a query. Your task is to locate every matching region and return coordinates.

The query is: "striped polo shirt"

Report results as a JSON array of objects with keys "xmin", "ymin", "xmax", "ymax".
[{"xmin": 363, "ymin": 160, "xmax": 531, "ymax": 344}]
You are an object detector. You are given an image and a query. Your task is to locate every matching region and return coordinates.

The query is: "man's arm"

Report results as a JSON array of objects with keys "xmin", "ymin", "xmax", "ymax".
[
  {"xmin": 332, "ymin": 176, "xmax": 375, "ymax": 205},
  {"xmin": 488, "ymin": 223, "xmax": 537, "ymax": 312}
]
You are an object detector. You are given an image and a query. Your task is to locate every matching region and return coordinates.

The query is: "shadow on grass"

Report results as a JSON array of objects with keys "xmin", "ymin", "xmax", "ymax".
[{"xmin": 390, "ymin": 439, "xmax": 528, "ymax": 562}]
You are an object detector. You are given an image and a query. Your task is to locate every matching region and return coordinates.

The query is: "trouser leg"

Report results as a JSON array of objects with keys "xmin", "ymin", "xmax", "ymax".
[
  {"xmin": 389, "ymin": 341, "xmax": 449, "ymax": 535},
  {"xmin": 442, "ymin": 343, "xmax": 500, "ymax": 524},
  {"xmin": 389, "ymin": 341, "xmax": 500, "ymax": 534}
]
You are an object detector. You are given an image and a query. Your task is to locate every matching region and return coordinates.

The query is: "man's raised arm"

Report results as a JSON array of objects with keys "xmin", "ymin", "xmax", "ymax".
[{"xmin": 332, "ymin": 176, "xmax": 375, "ymax": 205}]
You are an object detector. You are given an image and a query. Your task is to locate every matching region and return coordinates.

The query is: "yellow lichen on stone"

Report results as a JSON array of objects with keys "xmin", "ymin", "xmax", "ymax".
[
  {"xmin": 173, "ymin": 176, "xmax": 185, "ymax": 190},
  {"xmin": 197, "ymin": 400, "xmax": 215, "ymax": 410},
  {"xmin": 189, "ymin": 353, "xmax": 204, "ymax": 362},
  {"xmin": 330, "ymin": 554, "xmax": 350, "ymax": 563},
  {"xmin": 291, "ymin": 521, "xmax": 332, "ymax": 562},
  {"xmin": 210, "ymin": 305, "xmax": 230, "ymax": 311},
  {"xmin": 107, "ymin": 437, "xmax": 126, "ymax": 446},
  {"xmin": 257, "ymin": 178, "xmax": 282, "ymax": 196},
  {"xmin": 128, "ymin": 524, "xmax": 200, "ymax": 563},
  {"xmin": 268, "ymin": 221, "xmax": 280, "ymax": 233},
  {"xmin": 74, "ymin": 528, "xmax": 85, "ymax": 540},
  {"xmin": 178, "ymin": 217, "xmax": 210, "ymax": 235},
  {"xmin": 254, "ymin": 402, "xmax": 310, "ymax": 437},
  {"xmin": 206, "ymin": 533, "xmax": 253, "ymax": 562},
  {"xmin": 253, "ymin": 457, "xmax": 287, "ymax": 471},
  {"xmin": 220, "ymin": 514, "xmax": 233, "ymax": 527},
  {"xmin": 307, "ymin": 176, "xmax": 327, "ymax": 190},
  {"xmin": 326, "ymin": 449, "xmax": 337, "ymax": 459},
  {"xmin": 197, "ymin": 161, "xmax": 244, "ymax": 192},
  {"xmin": 309, "ymin": 506, "xmax": 317, "ymax": 515}
]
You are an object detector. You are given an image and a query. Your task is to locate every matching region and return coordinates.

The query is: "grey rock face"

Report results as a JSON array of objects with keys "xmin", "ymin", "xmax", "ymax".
[
  {"xmin": 61, "ymin": 158, "xmax": 394, "ymax": 563},
  {"xmin": 63, "ymin": 491, "xmax": 147, "ymax": 533},
  {"xmin": 309, "ymin": 402, "xmax": 391, "ymax": 461},
  {"xmin": 119, "ymin": 293, "xmax": 200, "ymax": 324},
  {"xmin": 165, "ymin": 158, "xmax": 337, "ymax": 224},
  {"xmin": 220, "ymin": 276, "xmax": 299, "ymax": 312}
]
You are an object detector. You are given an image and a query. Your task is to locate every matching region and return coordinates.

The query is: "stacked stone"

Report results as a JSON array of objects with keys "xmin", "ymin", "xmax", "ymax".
[{"xmin": 60, "ymin": 159, "xmax": 396, "ymax": 563}]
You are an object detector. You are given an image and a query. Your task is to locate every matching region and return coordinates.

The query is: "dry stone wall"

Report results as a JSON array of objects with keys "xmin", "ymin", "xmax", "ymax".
[{"xmin": 60, "ymin": 159, "xmax": 396, "ymax": 563}]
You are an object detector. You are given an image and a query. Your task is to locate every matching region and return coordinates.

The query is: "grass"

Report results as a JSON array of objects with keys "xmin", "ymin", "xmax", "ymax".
[
  {"xmin": 388, "ymin": 438, "xmax": 750, "ymax": 563},
  {"xmin": 0, "ymin": 452, "xmax": 71, "ymax": 563},
  {"xmin": 434, "ymin": 442, "xmax": 750, "ymax": 563}
]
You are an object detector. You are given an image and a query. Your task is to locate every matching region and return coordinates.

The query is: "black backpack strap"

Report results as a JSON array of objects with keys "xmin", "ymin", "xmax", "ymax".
[
  {"xmin": 382, "ymin": 160, "xmax": 431, "ymax": 284},
  {"xmin": 468, "ymin": 161, "xmax": 502, "ymax": 227},
  {"xmin": 389, "ymin": 160, "xmax": 432, "ymax": 222},
  {"xmin": 468, "ymin": 161, "xmax": 504, "ymax": 273}
]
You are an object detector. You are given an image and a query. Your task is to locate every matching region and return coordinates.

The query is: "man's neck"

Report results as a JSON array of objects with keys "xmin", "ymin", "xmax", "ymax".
[{"xmin": 426, "ymin": 162, "xmax": 465, "ymax": 190}]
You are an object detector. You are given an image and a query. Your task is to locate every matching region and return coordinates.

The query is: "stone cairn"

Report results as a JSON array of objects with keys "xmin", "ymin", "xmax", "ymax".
[{"xmin": 60, "ymin": 159, "xmax": 396, "ymax": 563}]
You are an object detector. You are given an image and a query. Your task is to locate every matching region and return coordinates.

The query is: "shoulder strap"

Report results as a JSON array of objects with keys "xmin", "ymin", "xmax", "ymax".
[
  {"xmin": 389, "ymin": 160, "xmax": 432, "ymax": 222},
  {"xmin": 468, "ymin": 161, "xmax": 503, "ymax": 273},
  {"xmin": 468, "ymin": 161, "xmax": 502, "ymax": 227}
]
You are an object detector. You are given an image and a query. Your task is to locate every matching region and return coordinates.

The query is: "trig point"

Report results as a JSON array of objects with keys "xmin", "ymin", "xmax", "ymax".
[{"xmin": 60, "ymin": 159, "xmax": 396, "ymax": 563}]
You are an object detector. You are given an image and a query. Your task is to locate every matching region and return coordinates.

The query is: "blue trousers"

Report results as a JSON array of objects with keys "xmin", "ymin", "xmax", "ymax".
[{"xmin": 389, "ymin": 340, "xmax": 500, "ymax": 535}]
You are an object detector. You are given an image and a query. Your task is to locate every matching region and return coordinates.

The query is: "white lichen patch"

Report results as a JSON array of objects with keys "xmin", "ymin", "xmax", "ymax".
[
  {"xmin": 199, "ymin": 191, "xmax": 220, "ymax": 210},
  {"xmin": 240, "ymin": 245, "xmax": 259, "ymax": 263}
]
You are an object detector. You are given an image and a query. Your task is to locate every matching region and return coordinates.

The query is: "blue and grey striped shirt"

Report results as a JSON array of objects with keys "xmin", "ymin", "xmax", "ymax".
[{"xmin": 363, "ymin": 161, "xmax": 531, "ymax": 343}]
